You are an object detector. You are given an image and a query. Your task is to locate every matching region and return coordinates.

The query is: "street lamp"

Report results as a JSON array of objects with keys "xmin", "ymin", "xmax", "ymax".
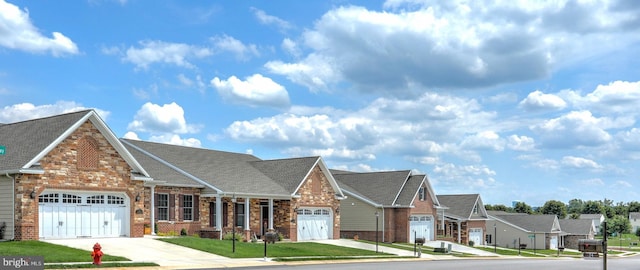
[{"xmin": 375, "ymin": 211, "xmax": 379, "ymax": 253}]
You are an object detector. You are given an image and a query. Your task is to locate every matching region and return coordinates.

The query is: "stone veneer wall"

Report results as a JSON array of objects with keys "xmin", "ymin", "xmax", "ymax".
[
  {"xmin": 14, "ymin": 121, "xmax": 147, "ymax": 240},
  {"xmin": 291, "ymin": 164, "xmax": 340, "ymax": 241}
]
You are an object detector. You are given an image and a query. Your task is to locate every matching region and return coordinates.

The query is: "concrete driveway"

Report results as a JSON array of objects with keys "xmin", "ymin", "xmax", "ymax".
[{"xmin": 43, "ymin": 236, "xmax": 271, "ymax": 268}]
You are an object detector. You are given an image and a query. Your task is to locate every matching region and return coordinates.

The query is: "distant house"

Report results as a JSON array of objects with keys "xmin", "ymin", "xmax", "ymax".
[
  {"xmin": 629, "ymin": 212, "xmax": 640, "ymax": 232},
  {"xmin": 559, "ymin": 219, "xmax": 596, "ymax": 249},
  {"xmin": 488, "ymin": 211, "xmax": 562, "ymax": 249},
  {"xmin": 437, "ymin": 194, "xmax": 488, "ymax": 245},
  {"xmin": 333, "ymin": 170, "xmax": 443, "ymax": 243},
  {"xmin": 577, "ymin": 214, "xmax": 605, "ymax": 234}
]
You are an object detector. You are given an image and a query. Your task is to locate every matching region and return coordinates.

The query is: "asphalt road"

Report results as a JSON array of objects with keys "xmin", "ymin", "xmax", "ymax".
[{"xmin": 222, "ymin": 256, "xmax": 640, "ymax": 270}]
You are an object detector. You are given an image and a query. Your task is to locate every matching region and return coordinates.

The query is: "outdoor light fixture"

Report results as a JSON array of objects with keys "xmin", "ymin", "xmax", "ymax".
[
  {"xmin": 30, "ymin": 189, "xmax": 36, "ymax": 199},
  {"xmin": 335, "ymin": 206, "xmax": 340, "ymax": 214},
  {"xmin": 135, "ymin": 193, "xmax": 141, "ymax": 202}
]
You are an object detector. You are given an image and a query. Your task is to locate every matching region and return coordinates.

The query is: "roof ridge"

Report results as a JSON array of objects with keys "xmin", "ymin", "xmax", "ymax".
[{"xmin": 0, "ymin": 109, "xmax": 92, "ymax": 126}]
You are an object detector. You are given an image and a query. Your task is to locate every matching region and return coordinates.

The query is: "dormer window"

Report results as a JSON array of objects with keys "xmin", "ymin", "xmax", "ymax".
[{"xmin": 473, "ymin": 203, "xmax": 479, "ymax": 214}]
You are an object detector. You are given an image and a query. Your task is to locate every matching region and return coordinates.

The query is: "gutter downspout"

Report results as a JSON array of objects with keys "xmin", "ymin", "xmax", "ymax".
[{"xmin": 5, "ymin": 173, "xmax": 15, "ymax": 241}]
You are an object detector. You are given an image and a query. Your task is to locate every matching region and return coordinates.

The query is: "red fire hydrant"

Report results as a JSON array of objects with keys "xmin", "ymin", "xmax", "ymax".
[{"xmin": 91, "ymin": 242, "xmax": 103, "ymax": 265}]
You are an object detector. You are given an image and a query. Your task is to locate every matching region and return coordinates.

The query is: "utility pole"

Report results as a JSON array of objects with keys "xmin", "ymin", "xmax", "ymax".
[{"xmin": 603, "ymin": 221, "xmax": 607, "ymax": 270}]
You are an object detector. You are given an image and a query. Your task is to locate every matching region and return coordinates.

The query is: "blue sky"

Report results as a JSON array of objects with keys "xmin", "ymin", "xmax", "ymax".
[{"xmin": 1, "ymin": 0, "xmax": 640, "ymax": 207}]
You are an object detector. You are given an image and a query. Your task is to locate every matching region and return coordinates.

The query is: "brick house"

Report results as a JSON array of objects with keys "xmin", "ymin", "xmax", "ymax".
[
  {"xmin": 559, "ymin": 218, "xmax": 595, "ymax": 249},
  {"xmin": 332, "ymin": 170, "xmax": 444, "ymax": 243},
  {"xmin": 0, "ymin": 110, "xmax": 152, "ymax": 240},
  {"xmin": 436, "ymin": 194, "xmax": 488, "ymax": 245},
  {"xmin": 0, "ymin": 110, "xmax": 345, "ymax": 241},
  {"xmin": 122, "ymin": 139, "xmax": 345, "ymax": 241}
]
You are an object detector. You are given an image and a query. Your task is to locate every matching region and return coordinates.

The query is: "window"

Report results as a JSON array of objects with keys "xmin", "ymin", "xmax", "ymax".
[
  {"xmin": 38, "ymin": 193, "xmax": 59, "ymax": 203},
  {"xmin": 183, "ymin": 195, "xmax": 193, "ymax": 221},
  {"xmin": 62, "ymin": 194, "xmax": 81, "ymax": 204},
  {"xmin": 418, "ymin": 187, "xmax": 426, "ymax": 201},
  {"xmin": 209, "ymin": 202, "xmax": 217, "ymax": 227},
  {"xmin": 87, "ymin": 195, "xmax": 104, "ymax": 204},
  {"xmin": 158, "ymin": 194, "xmax": 169, "ymax": 221},
  {"xmin": 473, "ymin": 204, "xmax": 479, "ymax": 214},
  {"xmin": 107, "ymin": 195, "xmax": 124, "ymax": 205},
  {"xmin": 235, "ymin": 203, "xmax": 245, "ymax": 227}
]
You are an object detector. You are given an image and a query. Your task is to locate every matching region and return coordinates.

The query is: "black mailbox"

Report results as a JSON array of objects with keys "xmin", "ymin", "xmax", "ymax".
[
  {"xmin": 578, "ymin": 239, "xmax": 603, "ymax": 253},
  {"xmin": 415, "ymin": 237, "xmax": 425, "ymax": 246},
  {"xmin": 264, "ymin": 232, "xmax": 278, "ymax": 244}
]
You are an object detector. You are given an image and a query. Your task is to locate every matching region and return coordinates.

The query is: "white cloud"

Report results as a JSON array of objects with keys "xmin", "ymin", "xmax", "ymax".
[
  {"xmin": 460, "ymin": 131, "xmax": 504, "ymax": 152},
  {"xmin": 616, "ymin": 180, "xmax": 632, "ymax": 188},
  {"xmin": 122, "ymin": 131, "xmax": 140, "ymax": 140},
  {"xmin": 0, "ymin": 0, "xmax": 78, "ymax": 56},
  {"xmin": 507, "ymin": 135, "xmax": 535, "ymax": 151},
  {"xmin": 210, "ymin": 35, "xmax": 259, "ymax": 60},
  {"xmin": 211, "ymin": 74, "xmax": 290, "ymax": 108},
  {"xmin": 250, "ymin": 7, "xmax": 292, "ymax": 32},
  {"xmin": 581, "ymin": 178, "xmax": 605, "ymax": 186},
  {"xmin": 265, "ymin": 53, "xmax": 339, "ymax": 92},
  {"xmin": 561, "ymin": 156, "xmax": 601, "ymax": 170},
  {"xmin": 271, "ymin": 1, "xmax": 640, "ymax": 95},
  {"xmin": 147, "ymin": 134, "xmax": 201, "ymax": 148},
  {"xmin": 127, "ymin": 102, "xmax": 199, "ymax": 134},
  {"xmin": 564, "ymin": 80, "xmax": 640, "ymax": 115},
  {"xmin": 432, "ymin": 163, "xmax": 497, "ymax": 189},
  {"xmin": 532, "ymin": 110, "xmax": 611, "ymax": 148},
  {"xmin": 123, "ymin": 40, "xmax": 212, "ymax": 69},
  {"xmin": 0, "ymin": 101, "xmax": 109, "ymax": 123},
  {"xmin": 519, "ymin": 90, "xmax": 567, "ymax": 112},
  {"xmin": 281, "ymin": 38, "xmax": 301, "ymax": 58},
  {"xmin": 616, "ymin": 128, "xmax": 640, "ymax": 151}
]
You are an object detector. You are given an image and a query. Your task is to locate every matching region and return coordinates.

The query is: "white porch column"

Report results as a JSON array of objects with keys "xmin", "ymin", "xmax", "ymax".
[
  {"xmin": 457, "ymin": 221, "xmax": 462, "ymax": 243},
  {"xmin": 150, "ymin": 185, "xmax": 156, "ymax": 235},
  {"xmin": 268, "ymin": 199, "xmax": 274, "ymax": 230},
  {"xmin": 216, "ymin": 196, "xmax": 222, "ymax": 240},
  {"xmin": 244, "ymin": 197, "xmax": 251, "ymax": 231}
]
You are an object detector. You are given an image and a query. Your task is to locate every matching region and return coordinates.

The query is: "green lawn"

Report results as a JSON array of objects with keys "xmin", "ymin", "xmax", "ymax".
[
  {"xmin": 159, "ymin": 237, "xmax": 392, "ymax": 259},
  {"xmin": 0, "ymin": 241, "xmax": 128, "ymax": 263}
]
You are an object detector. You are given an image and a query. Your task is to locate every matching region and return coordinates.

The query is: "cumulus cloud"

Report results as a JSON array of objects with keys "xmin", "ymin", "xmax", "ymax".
[
  {"xmin": 147, "ymin": 134, "xmax": 201, "ymax": 147},
  {"xmin": 211, "ymin": 74, "xmax": 290, "ymax": 108},
  {"xmin": 563, "ymin": 80, "xmax": 640, "ymax": 115},
  {"xmin": 561, "ymin": 156, "xmax": 602, "ymax": 170},
  {"xmin": 127, "ymin": 102, "xmax": 199, "ymax": 134},
  {"xmin": 519, "ymin": 90, "xmax": 567, "ymax": 112},
  {"xmin": 0, "ymin": 101, "xmax": 109, "ymax": 123},
  {"xmin": 616, "ymin": 128, "xmax": 640, "ymax": 151},
  {"xmin": 432, "ymin": 163, "xmax": 497, "ymax": 189},
  {"xmin": 532, "ymin": 110, "xmax": 612, "ymax": 148},
  {"xmin": 507, "ymin": 135, "xmax": 536, "ymax": 151},
  {"xmin": 268, "ymin": 1, "xmax": 640, "ymax": 95},
  {"xmin": 0, "ymin": 0, "xmax": 78, "ymax": 56},
  {"xmin": 123, "ymin": 40, "xmax": 212, "ymax": 69},
  {"xmin": 210, "ymin": 35, "xmax": 259, "ymax": 60},
  {"xmin": 460, "ymin": 131, "xmax": 504, "ymax": 152}
]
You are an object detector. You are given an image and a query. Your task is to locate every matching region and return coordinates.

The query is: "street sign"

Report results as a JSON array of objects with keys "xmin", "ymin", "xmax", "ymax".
[{"xmin": 0, "ymin": 145, "xmax": 5, "ymax": 155}]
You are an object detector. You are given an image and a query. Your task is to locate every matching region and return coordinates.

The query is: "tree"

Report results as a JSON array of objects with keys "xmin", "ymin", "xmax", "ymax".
[
  {"xmin": 514, "ymin": 201, "xmax": 533, "ymax": 214},
  {"xmin": 485, "ymin": 204, "xmax": 511, "ymax": 212},
  {"xmin": 540, "ymin": 200, "xmax": 568, "ymax": 219},
  {"xmin": 567, "ymin": 199, "xmax": 584, "ymax": 214},
  {"xmin": 583, "ymin": 200, "xmax": 605, "ymax": 215},
  {"xmin": 629, "ymin": 201, "xmax": 640, "ymax": 214},
  {"xmin": 603, "ymin": 215, "xmax": 631, "ymax": 236},
  {"xmin": 569, "ymin": 213, "xmax": 580, "ymax": 219}
]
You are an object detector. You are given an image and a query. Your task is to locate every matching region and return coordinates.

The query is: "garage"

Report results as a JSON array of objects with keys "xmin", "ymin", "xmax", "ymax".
[
  {"xmin": 410, "ymin": 215, "xmax": 433, "ymax": 243},
  {"xmin": 38, "ymin": 191, "xmax": 129, "ymax": 239},
  {"xmin": 297, "ymin": 208, "xmax": 332, "ymax": 240},
  {"xmin": 469, "ymin": 228, "xmax": 483, "ymax": 245}
]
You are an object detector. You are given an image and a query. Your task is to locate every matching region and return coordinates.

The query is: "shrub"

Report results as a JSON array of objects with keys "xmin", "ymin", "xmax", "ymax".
[
  {"xmin": 468, "ymin": 240, "xmax": 475, "ymax": 247},
  {"xmin": 180, "ymin": 228, "xmax": 188, "ymax": 236},
  {"xmin": 223, "ymin": 231, "xmax": 244, "ymax": 241}
]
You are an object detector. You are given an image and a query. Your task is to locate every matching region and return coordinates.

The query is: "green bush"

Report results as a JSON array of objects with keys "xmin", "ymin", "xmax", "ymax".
[
  {"xmin": 180, "ymin": 228, "xmax": 188, "ymax": 236},
  {"xmin": 223, "ymin": 231, "xmax": 244, "ymax": 241},
  {"xmin": 469, "ymin": 240, "xmax": 475, "ymax": 247}
]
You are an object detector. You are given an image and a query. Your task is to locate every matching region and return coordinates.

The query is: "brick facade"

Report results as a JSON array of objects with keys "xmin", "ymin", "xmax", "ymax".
[{"xmin": 13, "ymin": 121, "xmax": 147, "ymax": 240}]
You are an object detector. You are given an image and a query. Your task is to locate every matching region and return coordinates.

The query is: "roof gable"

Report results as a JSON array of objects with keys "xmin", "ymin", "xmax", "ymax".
[
  {"xmin": 493, "ymin": 214, "xmax": 560, "ymax": 232},
  {"xmin": 437, "ymin": 194, "xmax": 487, "ymax": 220},
  {"xmin": 559, "ymin": 219, "xmax": 595, "ymax": 235},
  {"xmin": 0, "ymin": 110, "xmax": 150, "ymax": 179},
  {"xmin": 332, "ymin": 170, "xmax": 411, "ymax": 206}
]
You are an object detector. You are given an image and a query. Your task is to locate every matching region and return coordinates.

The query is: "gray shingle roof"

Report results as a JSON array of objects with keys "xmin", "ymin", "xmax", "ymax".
[
  {"xmin": 559, "ymin": 219, "xmax": 594, "ymax": 235},
  {"xmin": 121, "ymin": 139, "xmax": 304, "ymax": 196},
  {"xmin": 395, "ymin": 174, "xmax": 425, "ymax": 206},
  {"xmin": 332, "ymin": 170, "xmax": 411, "ymax": 206},
  {"xmin": 495, "ymin": 214, "xmax": 558, "ymax": 232},
  {"xmin": 249, "ymin": 156, "xmax": 320, "ymax": 193},
  {"xmin": 0, "ymin": 110, "xmax": 90, "ymax": 171},
  {"xmin": 437, "ymin": 194, "xmax": 489, "ymax": 220}
]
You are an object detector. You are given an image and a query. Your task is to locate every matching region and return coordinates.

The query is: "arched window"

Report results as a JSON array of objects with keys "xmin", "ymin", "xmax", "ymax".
[{"xmin": 78, "ymin": 136, "xmax": 99, "ymax": 169}]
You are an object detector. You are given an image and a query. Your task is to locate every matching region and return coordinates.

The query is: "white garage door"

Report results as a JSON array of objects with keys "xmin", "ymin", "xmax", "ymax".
[
  {"xmin": 38, "ymin": 191, "xmax": 129, "ymax": 239},
  {"xmin": 469, "ymin": 228, "xmax": 483, "ymax": 245},
  {"xmin": 410, "ymin": 215, "xmax": 433, "ymax": 243},
  {"xmin": 297, "ymin": 208, "xmax": 332, "ymax": 241}
]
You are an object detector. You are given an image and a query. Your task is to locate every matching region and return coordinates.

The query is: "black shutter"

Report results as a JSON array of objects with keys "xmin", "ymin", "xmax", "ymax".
[
  {"xmin": 179, "ymin": 195, "xmax": 184, "ymax": 221},
  {"xmin": 223, "ymin": 203, "xmax": 228, "ymax": 228},
  {"xmin": 194, "ymin": 195, "xmax": 200, "ymax": 221},
  {"xmin": 154, "ymin": 193, "xmax": 158, "ymax": 222}
]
